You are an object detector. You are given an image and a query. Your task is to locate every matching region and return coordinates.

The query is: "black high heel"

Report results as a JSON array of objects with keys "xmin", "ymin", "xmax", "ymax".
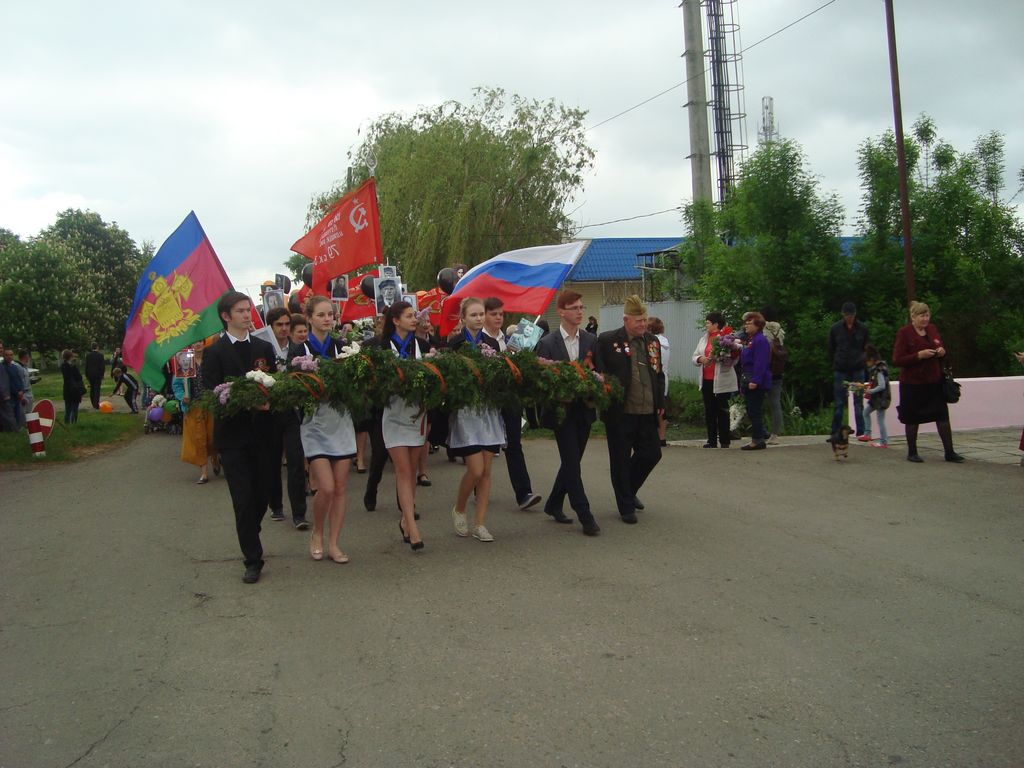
[
  {"xmin": 410, "ymin": 539, "xmax": 424, "ymax": 552},
  {"xmin": 398, "ymin": 520, "xmax": 410, "ymax": 543}
]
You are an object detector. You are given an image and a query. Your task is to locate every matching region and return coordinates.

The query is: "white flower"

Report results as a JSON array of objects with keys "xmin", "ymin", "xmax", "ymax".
[
  {"xmin": 245, "ymin": 370, "xmax": 276, "ymax": 387},
  {"xmin": 337, "ymin": 340, "xmax": 361, "ymax": 359},
  {"xmin": 151, "ymin": 394, "xmax": 166, "ymax": 407}
]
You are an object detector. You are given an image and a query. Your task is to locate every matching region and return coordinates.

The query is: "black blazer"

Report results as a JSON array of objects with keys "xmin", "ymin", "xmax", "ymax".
[
  {"xmin": 448, "ymin": 333, "xmax": 500, "ymax": 354},
  {"xmin": 202, "ymin": 333, "xmax": 278, "ymax": 451},
  {"xmin": 594, "ymin": 327, "xmax": 665, "ymax": 421},
  {"xmin": 535, "ymin": 326, "xmax": 598, "ymax": 427},
  {"xmin": 364, "ymin": 334, "xmax": 432, "ymax": 358}
]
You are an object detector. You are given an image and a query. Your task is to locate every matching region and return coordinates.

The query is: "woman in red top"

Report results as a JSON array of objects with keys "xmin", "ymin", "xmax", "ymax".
[
  {"xmin": 891, "ymin": 301, "xmax": 964, "ymax": 463},
  {"xmin": 692, "ymin": 312, "xmax": 738, "ymax": 448}
]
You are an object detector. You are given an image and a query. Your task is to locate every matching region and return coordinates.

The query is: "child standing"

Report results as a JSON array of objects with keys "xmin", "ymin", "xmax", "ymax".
[{"xmin": 860, "ymin": 345, "xmax": 891, "ymax": 448}]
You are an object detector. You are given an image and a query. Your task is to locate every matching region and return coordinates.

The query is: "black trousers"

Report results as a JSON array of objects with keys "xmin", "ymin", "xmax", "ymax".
[
  {"xmin": 87, "ymin": 376, "xmax": 103, "ymax": 409},
  {"xmin": 701, "ymin": 379, "xmax": 732, "ymax": 447},
  {"xmin": 604, "ymin": 413, "xmax": 662, "ymax": 517},
  {"xmin": 545, "ymin": 405, "xmax": 594, "ymax": 524},
  {"xmin": 268, "ymin": 416, "xmax": 307, "ymax": 519},
  {"xmin": 219, "ymin": 445, "xmax": 274, "ymax": 567},
  {"xmin": 365, "ymin": 410, "xmax": 388, "ymax": 507},
  {"xmin": 501, "ymin": 406, "xmax": 533, "ymax": 503}
]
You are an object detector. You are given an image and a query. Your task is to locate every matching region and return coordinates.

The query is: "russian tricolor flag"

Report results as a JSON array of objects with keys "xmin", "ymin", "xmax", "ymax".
[{"xmin": 440, "ymin": 241, "xmax": 587, "ymax": 333}]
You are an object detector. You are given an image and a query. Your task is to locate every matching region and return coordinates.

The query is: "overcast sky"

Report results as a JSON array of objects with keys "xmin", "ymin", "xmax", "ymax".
[{"xmin": 2, "ymin": 0, "xmax": 1021, "ymax": 296}]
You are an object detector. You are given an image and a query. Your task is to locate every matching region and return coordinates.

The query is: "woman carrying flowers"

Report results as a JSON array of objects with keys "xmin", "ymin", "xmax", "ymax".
[
  {"xmin": 691, "ymin": 311, "xmax": 738, "ymax": 448},
  {"xmin": 446, "ymin": 297, "xmax": 506, "ymax": 543},
  {"xmin": 289, "ymin": 295, "xmax": 357, "ymax": 563},
  {"xmin": 375, "ymin": 300, "xmax": 431, "ymax": 552}
]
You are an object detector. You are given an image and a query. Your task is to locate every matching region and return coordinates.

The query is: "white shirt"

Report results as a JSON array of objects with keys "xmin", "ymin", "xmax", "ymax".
[
  {"xmin": 483, "ymin": 327, "xmax": 507, "ymax": 352},
  {"xmin": 560, "ymin": 324, "xmax": 580, "ymax": 361}
]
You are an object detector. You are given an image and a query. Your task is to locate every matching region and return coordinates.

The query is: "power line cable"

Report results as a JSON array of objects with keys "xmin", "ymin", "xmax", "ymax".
[
  {"xmin": 586, "ymin": 0, "xmax": 840, "ymax": 131},
  {"xmin": 574, "ymin": 207, "xmax": 681, "ymax": 231}
]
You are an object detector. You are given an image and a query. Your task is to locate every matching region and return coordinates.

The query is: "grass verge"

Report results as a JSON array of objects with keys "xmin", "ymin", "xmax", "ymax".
[{"xmin": 0, "ymin": 411, "xmax": 142, "ymax": 467}]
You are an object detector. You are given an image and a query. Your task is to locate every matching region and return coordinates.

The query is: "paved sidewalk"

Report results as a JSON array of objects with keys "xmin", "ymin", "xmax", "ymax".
[{"xmin": 674, "ymin": 426, "xmax": 1024, "ymax": 466}]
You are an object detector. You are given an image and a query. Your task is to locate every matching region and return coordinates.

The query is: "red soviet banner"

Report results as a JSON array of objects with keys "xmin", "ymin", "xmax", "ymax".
[
  {"xmin": 339, "ymin": 269, "xmax": 378, "ymax": 323},
  {"xmin": 290, "ymin": 177, "xmax": 383, "ymax": 297}
]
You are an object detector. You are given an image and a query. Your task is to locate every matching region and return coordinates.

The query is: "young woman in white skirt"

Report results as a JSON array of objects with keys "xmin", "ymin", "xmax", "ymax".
[
  {"xmin": 290, "ymin": 295, "xmax": 357, "ymax": 564},
  {"xmin": 447, "ymin": 297, "xmax": 506, "ymax": 542},
  {"xmin": 377, "ymin": 300, "xmax": 432, "ymax": 552}
]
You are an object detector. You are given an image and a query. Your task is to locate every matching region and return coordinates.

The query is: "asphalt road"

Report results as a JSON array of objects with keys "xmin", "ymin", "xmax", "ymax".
[{"xmin": 2, "ymin": 432, "xmax": 1022, "ymax": 768}]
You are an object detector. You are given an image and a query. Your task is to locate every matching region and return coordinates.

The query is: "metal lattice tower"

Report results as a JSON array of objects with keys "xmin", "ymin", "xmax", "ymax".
[
  {"xmin": 758, "ymin": 96, "xmax": 780, "ymax": 144},
  {"xmin": 703, "ymin": 0, "xmax": 748, "ymax": 202}
]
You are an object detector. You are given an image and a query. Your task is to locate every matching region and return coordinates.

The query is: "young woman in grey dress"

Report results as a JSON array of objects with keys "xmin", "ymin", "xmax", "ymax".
[
  {"xmin": 447, "ymin": 297, "xmax": 506, "ymax": 542},
  {"xmin": 378, "ymin": 301, "xmax": 432, "ymax": 551},
  {"xmin": 291, "ymin": 295, "xmax": 357, "ymax": 564}
]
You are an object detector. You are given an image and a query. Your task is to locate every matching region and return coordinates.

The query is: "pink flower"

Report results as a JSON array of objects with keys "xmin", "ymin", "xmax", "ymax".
[
  {"xmin": 290, "ymin": 354, "xmax": 320, "ymax": 372},
  {"xmin": 480, "ymin": 344, "xmax": 497, "ymax": 358},
  {"xmin": 214, "ymin": 382, "xmax": 232, "ymax": 404}
]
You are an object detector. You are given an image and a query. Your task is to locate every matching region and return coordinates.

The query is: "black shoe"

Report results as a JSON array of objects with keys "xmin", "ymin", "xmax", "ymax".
[
  {"xmin": 545, "ymin": 508, "xmax": 573, "ymax": 524},
  {"xmin": 632, "ymin": 496, "xmax": 645, "ymax": 511},
  {"xmin": 907, "ymin": 454, "xmax": 924, "ymax": 463},
  {"xmin": 702, "ymin": 442, "xmax": 717, "ymax": 448},
  {"xmin": 740, "ymin": 442, "xmax": 767, "ymax": 451},
  {"xmin": 660, "ymin": 439, "xmax": 668, "ymax": 447},
  {"xmin": 621, "ymin": 513, "xmax": 638, "ymax": 525},
  {"xmin": 293, "ymin": 517, "xmax": 310, "ymax": 530},
  {"xmin": 270, "ymin": 508, "xmax": 285, "ymax": 521},
  {"xmin": 944, "ymin": 452, "xmax": 966, "ymax": 463},
  {"xmin": 410, "ymin": 540, "xmax": 424, "ymax": 552},
  {"xmin": 581, "ymin": 521, "xmax": 601, "ymax": 536},
  {"xmin": 720, "ymin": 442, "xmax": 731, "ymax": 449},
  {"xmin": 518, "ymin": 493, "xmax": 542, "ymax": 511},
  {"xmin": 363, "ymin": 494, "xmax": 376, "ymax": 512},
  {"xmin": 355, "ymin": 465, "xmax": 367, "ymax": 474},
  {"xmin": 242, "ymin": 564, "xmax": 262, "ymax": 584}
]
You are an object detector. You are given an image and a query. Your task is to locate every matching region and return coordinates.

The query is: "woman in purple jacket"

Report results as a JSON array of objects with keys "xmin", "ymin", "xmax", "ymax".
[{"xmin": 739, "ymin": 311, "xmax": 773, "ymax": 450}]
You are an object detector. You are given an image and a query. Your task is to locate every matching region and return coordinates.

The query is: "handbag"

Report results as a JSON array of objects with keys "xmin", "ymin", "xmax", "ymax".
[
  {"xmin": 940, "ymin": 366, "xmax": 961, "ymax": 404},
  {"xmin": 739, "ymin": 371, "xmax": 753, "ymax": 388}
]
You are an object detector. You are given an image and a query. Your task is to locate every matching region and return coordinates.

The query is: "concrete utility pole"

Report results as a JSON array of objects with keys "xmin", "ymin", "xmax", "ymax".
[
  {"xmin": 681, "ymin": 0, "xmax": 713, "ymax": 204},
  {"xmin": 884, "ymin": 0, "xmax": 916, "ymax": 304}
]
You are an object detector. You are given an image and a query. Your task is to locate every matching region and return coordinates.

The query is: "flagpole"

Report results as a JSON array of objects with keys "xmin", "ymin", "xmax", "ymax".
[{"xmin": 362, "ymin": 146, "xmax": 386, "ymax": 268}]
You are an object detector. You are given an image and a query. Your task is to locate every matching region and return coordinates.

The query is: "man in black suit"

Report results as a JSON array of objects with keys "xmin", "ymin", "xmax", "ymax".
[
  {"xmin": 202, "ymin": 291, "xmax": 279, "ymax": 584},
  {"xmin": 595, "ymin": 295, "xmax": 664, "ymax": 525},
  {"xmin": 84, "ymin": 343, "xmax": 106, "ymax": 409},
  {"xmin": 535, "ymin": 290, "xmax": 600, "ymax": 536}
]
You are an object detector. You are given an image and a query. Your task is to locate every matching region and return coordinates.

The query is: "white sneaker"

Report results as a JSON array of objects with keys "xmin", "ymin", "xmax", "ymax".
[
  {"xmin": 452, "ymin": 507, "xmax": 468, "ymax": 537},
  {"xmin": 472, "ymin": 525, "xmax": 494, "ymax": 542},
  {"xmin": 766, "ymin": 434, "xmax": 780, "ymax": 445}
]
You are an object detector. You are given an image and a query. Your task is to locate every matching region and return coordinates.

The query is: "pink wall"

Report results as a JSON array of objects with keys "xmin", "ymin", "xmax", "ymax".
[{"xmin": 854, "ymin": 376, "xmax": 1024, "ymax": 433}]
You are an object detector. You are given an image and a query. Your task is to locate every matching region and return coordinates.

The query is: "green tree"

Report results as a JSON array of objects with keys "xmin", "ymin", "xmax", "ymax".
[
  {"xmin": 38, "ymin": 209, "xmax": 146, "ymax": 346},
  {"xmin": 853, "ymin": 117, "xmax": 1024, "ymax": 375},
  {"xmin": 0, "ymin": 234, "xmax": 99, "ymax": 354},
  {"xmin": 688, "ymin": 139, "xmax": 849, "ymax": 405},
  {"xmin": 308, "ymin": 87, "xmax": 595, "ymax": 289}
]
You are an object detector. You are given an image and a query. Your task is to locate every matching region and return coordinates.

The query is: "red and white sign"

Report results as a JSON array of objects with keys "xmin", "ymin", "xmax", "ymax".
[
  {"xmin": 32, "ymin": 399, "xmax": 56, "ymax": 439},
  {"xmin": 290, "ymin": 177, "xmax": 383, "ymax": 297}
]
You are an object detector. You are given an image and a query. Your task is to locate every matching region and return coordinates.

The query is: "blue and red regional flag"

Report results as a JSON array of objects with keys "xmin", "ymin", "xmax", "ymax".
[
  {"xmin": 291, "ymin": 177, "xmax": 383, "ymax": 297},
  {"xmin": 122, "ymin": 212, "xmax": 233, "ymax": 389},
  {"xmin": 438, "ymin": 241, "xmax": 588, "ymax": 335}
]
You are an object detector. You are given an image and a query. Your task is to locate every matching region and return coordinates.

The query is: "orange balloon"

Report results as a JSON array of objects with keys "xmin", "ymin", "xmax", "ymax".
[
  {"xmin": 160, "ymin": 410, "xmax": 173, "ymax": 423},
  {"xmin": 99, "ymin": 401, "xmax": 114, "ymax": 413}
]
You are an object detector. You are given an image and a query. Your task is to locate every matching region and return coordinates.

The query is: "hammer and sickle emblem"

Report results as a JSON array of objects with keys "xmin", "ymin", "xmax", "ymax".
[{"xmin": 349, "ymin": 198, "xmax": 369, "ymax": 233}]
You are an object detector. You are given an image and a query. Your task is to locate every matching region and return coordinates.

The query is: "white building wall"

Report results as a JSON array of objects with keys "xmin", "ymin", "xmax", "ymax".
[{"xmin": 599, "ymin": 300, "xmax": 705, "ymax": 385}]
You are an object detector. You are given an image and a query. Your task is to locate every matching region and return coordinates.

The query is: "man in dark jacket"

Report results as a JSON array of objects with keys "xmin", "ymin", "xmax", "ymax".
[
  {"xmin": 595, "ymin": 295, "xmax": 665, "ymax": 525},
  {"xmin": 84, "ymin": 343, "xmax": 106, "ymax": 409},
  {"xmin": 536, "ymin": 290, "xmax": 600, "ymax": 535},
  {"xmin": 203, "ymin": 291, "xmax": 279, "ymax": 584},
  {"xmin": 828, "ymin": 301, "xmax": 870, "ymax": 436}
]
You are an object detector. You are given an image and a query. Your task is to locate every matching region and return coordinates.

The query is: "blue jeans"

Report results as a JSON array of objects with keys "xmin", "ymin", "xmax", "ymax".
[
  {"xmin": 863, "ymin": 403, "xmax": 888, "ymax": 444},
  {"xmin": 832, "ymin": 369, "xmax": 865, "ymax": 435}
]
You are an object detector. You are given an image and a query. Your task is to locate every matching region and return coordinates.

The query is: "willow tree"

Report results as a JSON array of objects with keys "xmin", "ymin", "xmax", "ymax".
[{"xmin": 306, "ymin": 87, "xmax": 594, "ymax": 289}]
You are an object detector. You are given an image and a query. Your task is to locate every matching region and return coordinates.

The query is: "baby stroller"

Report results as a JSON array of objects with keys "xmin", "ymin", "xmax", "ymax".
[{"xmin": 144, "ymin": 394, "xmax": 183, "ymax": 435}]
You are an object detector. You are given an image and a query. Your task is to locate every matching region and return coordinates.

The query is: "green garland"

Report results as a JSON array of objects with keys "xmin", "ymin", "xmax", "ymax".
[{"xmin": 202, "ymin": 345, "xmax": 622, "ymax": 425}]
